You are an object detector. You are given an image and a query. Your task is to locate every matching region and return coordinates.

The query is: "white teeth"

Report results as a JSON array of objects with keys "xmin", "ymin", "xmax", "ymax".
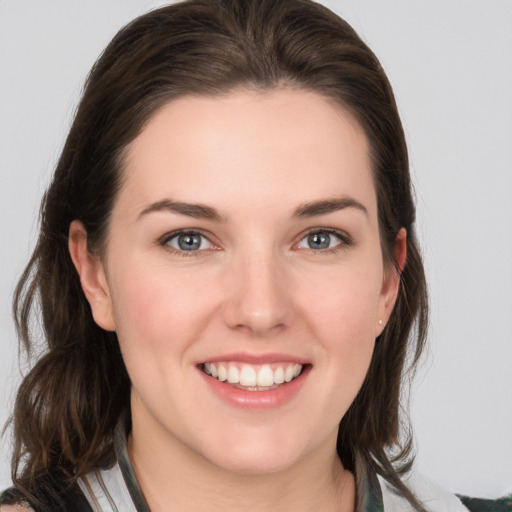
[
  {"xmin": 239, "ymin": 365, "xmax": 257, "ymax": 386},
  {"xmin": 203, "ymin": 362, "xmax": 303, "ymax": 388},
  {"xmin": 227, "ymin": 365, "xmax": 239, "ymax": 384},
  {"xmin": 274, "ymin": 367, "xmax": 285, "ymax": 384},
  {"xmin": 217, "ymin": 364, "xmax": 227, "ymax": 381},
  {"xmin": 257, "ymin": 365, "xmax": 274, "ymax": 387}
]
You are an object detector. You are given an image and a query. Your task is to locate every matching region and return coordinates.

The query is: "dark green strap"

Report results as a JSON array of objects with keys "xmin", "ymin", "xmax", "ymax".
[
  {"xmin": 459, "ymin": 494, "xmax": 512, "ymax": 512},
  {"xmin": 114, "ymin": 417, "xmax": 151, "ymax": 512},
  {"xmin": 354, "ymin": 451, "xmax": 384, "ymax": 512}
]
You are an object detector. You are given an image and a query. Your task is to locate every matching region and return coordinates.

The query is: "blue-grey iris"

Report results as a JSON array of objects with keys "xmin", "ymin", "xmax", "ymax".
[
  {"xmin": 308, "ymin": 233, "xmax": 331, "ymax": 249},
  {"xmin": 178, "ymin": 233, "xmax": 202, "ymax": 250}
]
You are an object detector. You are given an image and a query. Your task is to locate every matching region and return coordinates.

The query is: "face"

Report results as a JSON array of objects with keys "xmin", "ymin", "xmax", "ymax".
[{"xmin": 72, "ymin": 89, "xmax": 402, "ymax": 475}]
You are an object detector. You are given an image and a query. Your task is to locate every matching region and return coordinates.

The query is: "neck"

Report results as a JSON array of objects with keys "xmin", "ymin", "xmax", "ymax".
[{"xmin": 127, "ymin": 409, "xmax": 355, "ymax": 512}]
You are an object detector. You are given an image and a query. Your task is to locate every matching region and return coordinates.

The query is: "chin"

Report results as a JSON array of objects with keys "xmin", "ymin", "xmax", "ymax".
[
  {"xmin": 195, "ymin": 426, "xmax": 311, "ymax": 476},
  {"xmin": 208, "ymin": 448, "xmax": 301, "ymax": 476}
]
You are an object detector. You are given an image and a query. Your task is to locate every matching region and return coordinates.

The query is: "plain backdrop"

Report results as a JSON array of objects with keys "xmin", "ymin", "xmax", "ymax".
[{"xmin": 1, "ymin": 0, "xmax": 511, "ymax": 499}]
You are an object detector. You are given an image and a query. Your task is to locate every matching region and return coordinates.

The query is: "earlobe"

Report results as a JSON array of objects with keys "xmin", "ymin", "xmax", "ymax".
[
  {"xmin": 68, "ymin": 220, "xmax": 116, "ymax": 331},
  {"xmin": 376, "ymin": 228, "xmax": 407, "ymax": 336}
]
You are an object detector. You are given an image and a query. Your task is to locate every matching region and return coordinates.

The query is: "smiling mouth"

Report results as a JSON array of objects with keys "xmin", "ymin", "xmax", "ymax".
[{"xmin": 201, "ymin": 362, "xmax": 304, "ymax": 391}]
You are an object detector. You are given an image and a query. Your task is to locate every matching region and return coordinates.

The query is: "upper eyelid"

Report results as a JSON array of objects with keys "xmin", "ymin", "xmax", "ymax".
[
  {"xmin": 295, "ymin": 227, "xmax": 352, "ymax": 243},
  {"xmin": 159, "ymin": 228, "xmax": 214, "ymax": 244}
]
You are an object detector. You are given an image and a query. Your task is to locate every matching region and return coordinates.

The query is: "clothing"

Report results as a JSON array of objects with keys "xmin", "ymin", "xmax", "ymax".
[
  {"xmin": 1, "ymin": 422, "xmax": 507, "ymax": 511},
  {"xmin": 80, "ymin": 467, "xmax": 470, "ymax": 511},
  {"xmin": 77, "ymin": 421, "xmax": 470, "ymax": 512}
]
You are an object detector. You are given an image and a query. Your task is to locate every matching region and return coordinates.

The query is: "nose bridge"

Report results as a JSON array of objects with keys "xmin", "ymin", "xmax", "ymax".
[{"xmin": 222, "ymin": 243, "xmax": 290, "ymax": 335}]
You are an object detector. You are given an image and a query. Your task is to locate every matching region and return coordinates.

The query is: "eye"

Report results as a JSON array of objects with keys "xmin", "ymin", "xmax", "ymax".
[
  {"xmin": 163, "ymin": 231, "xmax": 213, "ymax": 252},
  {"xmin": 296, "ymin": 229, "xmax": 348, "ymax": 251}
]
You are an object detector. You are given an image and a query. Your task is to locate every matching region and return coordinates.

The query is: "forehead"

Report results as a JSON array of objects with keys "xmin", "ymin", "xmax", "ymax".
[{"xmin": 120, "ymin": 89, "xmax": 376, "ymax": 220}]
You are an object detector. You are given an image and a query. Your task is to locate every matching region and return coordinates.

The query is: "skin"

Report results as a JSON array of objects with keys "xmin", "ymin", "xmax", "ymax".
[{"xmin": 69, "ymin": 89, "xmax": 406, "ymax": 512}]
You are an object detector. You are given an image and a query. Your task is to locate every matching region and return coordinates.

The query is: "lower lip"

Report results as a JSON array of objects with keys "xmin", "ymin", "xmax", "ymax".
[{"xmin": 199, "ymin": 365, "xmax": 311, "ymax": 410}]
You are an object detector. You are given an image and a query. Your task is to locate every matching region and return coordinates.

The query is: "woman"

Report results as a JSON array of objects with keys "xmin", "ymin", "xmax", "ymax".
[{"xmin": 0, "ymin": 0, "xmax": 489, "ymax": 510}]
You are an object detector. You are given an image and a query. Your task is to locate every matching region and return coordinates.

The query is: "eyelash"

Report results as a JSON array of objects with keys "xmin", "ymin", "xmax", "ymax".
[
  {"xmin": 159, "ymin": 227, "xmax": 353, "ymax": 257},
  {"xmin": 159, "ymin": 229, "xmax": 216, "ymax": 257},
  {"xmin": 296, "ymin": 227, "xmax": 353, "ymax": 254}
]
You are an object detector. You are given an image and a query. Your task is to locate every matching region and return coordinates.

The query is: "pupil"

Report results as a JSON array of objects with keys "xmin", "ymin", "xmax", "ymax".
[
  {"xmin": 178, "ymin": 234, "xmax": 201, "ymax": 250},
  {"xmin": 308, "ymin": 233, "xmax": 330, "ymax": 249}
]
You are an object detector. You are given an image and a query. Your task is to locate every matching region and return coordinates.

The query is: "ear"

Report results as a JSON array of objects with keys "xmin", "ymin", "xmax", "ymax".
[
  {"xmin": 376, "ymin": 227, "xmax": 407, "ymax": 337},
  {"xmin": 68, "ymin": 220, "xmax": 116, "ymax": 331}
]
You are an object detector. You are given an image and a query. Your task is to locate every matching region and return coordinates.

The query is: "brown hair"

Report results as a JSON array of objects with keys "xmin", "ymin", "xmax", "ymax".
[{"xmin": 9, "ymin": 0, "xmax": 428, "ymax": 509}]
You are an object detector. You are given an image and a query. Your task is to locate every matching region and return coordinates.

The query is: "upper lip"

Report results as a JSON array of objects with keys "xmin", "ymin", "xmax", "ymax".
[{"xmin": 200, "ymin": 352, "xmax": 310, "ymax": 365}]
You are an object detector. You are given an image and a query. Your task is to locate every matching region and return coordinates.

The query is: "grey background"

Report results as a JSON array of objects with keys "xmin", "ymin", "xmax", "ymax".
[{"xmin": 1, "ymin": 0, "xmax": 511, "ymax": 498}]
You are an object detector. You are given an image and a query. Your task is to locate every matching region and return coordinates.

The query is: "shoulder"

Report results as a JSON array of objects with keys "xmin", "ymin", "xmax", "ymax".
[
  {"xmin": 458, "ymin": 494, "xmax": 512, "ymax": 512},
  {"xmin": 1, "ymin": 481, "xmax": 92, "ymax": 512},
  {"xmin": 0, "ymin": 494, "xmax": 32, "ymax": 511},
  {"xmin": 0, "ymin": 488, "xmax": 33, "ymax": 512},
  {"xmin": 379, "ymin": 472, "xmax": 470, "ymax": 511},
  {"xmin": 380, "ymin": 473, "xmax": 512, "ymax": 512},
  {"xmin": 0, "ymin": 491, "xmax": 33, "ymax": 511}
]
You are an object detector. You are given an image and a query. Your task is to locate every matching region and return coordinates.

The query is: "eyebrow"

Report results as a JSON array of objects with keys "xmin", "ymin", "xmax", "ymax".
[
  {"xmin": 293, "ymin": 197, "xmax": 368, "ymax": 218},
  {"xmin": 138, "ymin": 196, "xmax": 368, "ymax": 222},
  {"xmin": 138, "ymin": 199, "xmax": 225, "ymax": 222}
]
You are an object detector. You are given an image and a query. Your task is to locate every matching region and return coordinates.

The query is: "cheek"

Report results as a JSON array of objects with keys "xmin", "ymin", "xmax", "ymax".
[
  {"xmin": 297, "ymin": 265, "xmax": 381, "ymax": 400},
  {"xmin": 300, "ymin": 266, "xmax": 382, "ymax": 341},
  {"xmin": 108, "ymin": 263, "xmax": 219, "ymax": 357}
]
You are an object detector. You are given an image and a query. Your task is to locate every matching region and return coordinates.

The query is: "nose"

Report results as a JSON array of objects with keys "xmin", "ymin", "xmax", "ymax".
[{"xmin": 222, "ymin": 250, "xmax": 291, "ymax": 336}]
